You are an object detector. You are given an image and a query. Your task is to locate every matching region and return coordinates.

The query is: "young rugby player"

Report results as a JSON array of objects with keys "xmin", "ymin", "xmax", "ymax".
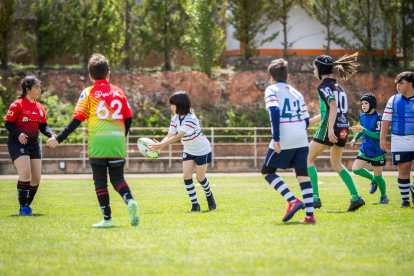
[
  {"xmin": 149, "ymin": 91, "xmax": 216, "ymax": 212},
  {"xmin": 380, "ymin": 71, "xmax": 414, "ymax": 208},
  {"xmin": 350, "ymin": 94, "xmax": 388, "ymax": 204},
  {"xmin": 307, "ymin": 53, "xmax": 366, "ymax": 211},
  {"xmin": 5, "ymin": 76, "xmax": 55, "ymax": 215},
  {"xmin": 47, "ymin": 54, "xmax": 139, "ymax": 227},
  {"xmin": 261, "ymin": 59, "xmax": 315, "ymax": 223}
]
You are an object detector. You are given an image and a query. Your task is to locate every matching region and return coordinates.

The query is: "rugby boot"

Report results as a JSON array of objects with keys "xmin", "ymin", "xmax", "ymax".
[
  {"xmin": 282, "ymin": 199, "xmax": 303, "ymax": 222},
  {"xmin": 378, "ymin": 196, "xmax": 389, "ymax": 204},
  {"xmin": 92, "ymin": 218, "xmax": 115, "ymax": 228},
  {"xmin": 347, "ymin": 197, "xmax": 365, "ymax": 212},
  {"xmin": 401, "ymin": 200, "xmax": 411, "ymax": 208},
  {"xmin": 206, "ymin": 193, "xmax": 216, "ymax": 210},
  {"xmin": 300, "ymin": 215, "xmax": 316, "ymax": 224},
  {"xmin": 19, "ymin": 206, "xmax": 32, "ymax": 216},
  {"xmin": 127, "ymin": 199, "xmax": 140, "ymax": 226},
  {"xmin": 191, "ymin": 203, "xmax": 201, "ymax": 212},
  {"xmin": 410, "ymin": 184, "xmax": 414, "ymax": 204},
  {"xmin": 313, "ymin": 198, "xmax": 322, "ymax": 209},
  {"xmin": 369, "ymin": 182, "xmax": 378, "ymax": 194}
]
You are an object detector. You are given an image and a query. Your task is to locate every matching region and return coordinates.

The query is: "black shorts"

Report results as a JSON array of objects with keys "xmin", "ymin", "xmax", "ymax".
[
  {"xmin": 356, "ymin": 155, "xmax": 387, "ymax": 167},
  {"xmin": 313, "ymin": 127, "xmax": 348, "ymax": 148},
  {"xmin": 89, "ymin": 158, "xmax": 125, "ymax": 167},
  {"xmin": 7, "ymin": 140, "xmax": 41, "ymax": 162}
]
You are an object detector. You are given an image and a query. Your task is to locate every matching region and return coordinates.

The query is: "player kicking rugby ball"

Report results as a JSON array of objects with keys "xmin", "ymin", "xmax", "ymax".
[
  {"xmin": 47, "ymin": 54, "xmax": 139, "ymax": 227},
  {"xmin": 149, "ymin": 91, "xmax": 216, "ymax": 212},
  {"xmin": 380, "ymin": 71, "xmax": 414, "ymax": 208},
  {"xmin": 262, "ymin": 59, "xmax": 315, "ymax": 223},
  {"xmin": 350, "ymin": 93, "xmax": 388, "ymax": 204}
]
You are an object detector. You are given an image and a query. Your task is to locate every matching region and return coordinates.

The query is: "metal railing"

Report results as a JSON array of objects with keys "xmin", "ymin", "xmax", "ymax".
[{"xmin": 0, "ymin": 127, "xmax": 380, "ymax": 168}]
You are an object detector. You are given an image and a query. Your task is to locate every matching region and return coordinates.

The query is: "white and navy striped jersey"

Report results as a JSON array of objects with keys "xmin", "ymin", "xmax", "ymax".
[
  {"xmin": 169, "ymin": 113, "xmax": 211, "ymax": 156},
  {"xmin": 265, "ymin": 82, "xmax": 310, "ymax": 150}
]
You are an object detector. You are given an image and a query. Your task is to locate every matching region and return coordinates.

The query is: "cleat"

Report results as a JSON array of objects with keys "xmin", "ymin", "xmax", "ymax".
[
  {"xmin": 27, "ymin": 205, "xmax": 32, "ymax": 213},
  {"xmin": 410, "ymin": 185, "xmax": 414, "ymax": 204},
  {"xmin": 313, "ymin": 198, "xmax": 322, "ymax": 209},
  {"xmin": 401, "ymin": 200, "xmax": 411, "ymax": 208},
  {"xmin": 282, "ymin": 199, "xmax": 303, "ymax": 222},
  {"xmin": 300, "ymin": 215, "xmax": 316, "ymax": 223},
  {"xmin": 379, "ymin": 196, "xmax": 389, "ymax": 204},
  {"xmin": 92, "ymin": 218, "xmax": 115, "ymax": 228},
  {"xmin": 369, "ymin": 182, "xmax": 378, "ymax": 194},
  {"xmin": 127, "ymin": 199, "xmax": 140, "ymax": 226},
  {"xmin": 19, "ymin": 206, "xmax": 32, "ymax": 216},
  {"xmin": 191, "ymin": 203, "xmax": 200, "ymax": 212},
  {"xmin": 206, "ymin": 193, "xmax": 216, "ymax": 210},
  {"xmin": 347, "ymin": 197, "xmax": 365, "ymax": 212}
]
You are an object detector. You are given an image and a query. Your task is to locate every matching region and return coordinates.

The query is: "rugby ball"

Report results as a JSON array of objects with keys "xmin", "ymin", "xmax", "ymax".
[{"xmin": 137, "ymin": 138, "xmax": 160, "ymax": 159}]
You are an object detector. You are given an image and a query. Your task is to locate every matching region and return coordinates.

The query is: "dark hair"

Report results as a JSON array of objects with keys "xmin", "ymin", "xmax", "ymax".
[
  {"xmin": 18, "ymin": 76, "xmax": 40, "ymax": 99},
  {"xmin": 314, "ymin": 52, "xmax": 359, "ymax": 80},
  {"xmin": 169, "ymin": 91, "xmax": 191, "ymax": 116},
  {"xmin": 88, "ymin": 53, "xmax": 110, "ymax": 80},
  {"xmin": 268, "ymin": 59, "xmax": 288, "ymax": 82},
  {"xmin": 395, "ymin": 71, "xmax": 414, "ymax": 85}
]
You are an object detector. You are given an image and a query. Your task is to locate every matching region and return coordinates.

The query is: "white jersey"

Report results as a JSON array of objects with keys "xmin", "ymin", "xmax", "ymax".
[
  {"xmin": 265, "ymin": 82, "xmax": 309, "ymax": 150},
  {"xmin": 169, "ymin": 113, "xmax": 211, "ymax": 156}
]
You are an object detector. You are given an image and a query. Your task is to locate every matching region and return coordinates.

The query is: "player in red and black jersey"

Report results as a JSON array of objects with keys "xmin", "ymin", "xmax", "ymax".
[{"xmin": 5, "ymin": 76, "xmax": 55, "ymax": 215}]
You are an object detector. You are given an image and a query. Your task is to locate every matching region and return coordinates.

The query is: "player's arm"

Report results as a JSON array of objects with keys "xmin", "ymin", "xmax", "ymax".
[
  {"xmin": 309, "ymin": 114, "xmax": 321, "ymax": 126},
  {"xmin": 5, "ymin": 102, "xmax": 28, "ymax": 144},
  {"xmin": 125, "ymin": 117, "xmax": 132, "ymax": 138},
  {"xmin": 149, "ymin": 131, "xmax": 186, "ymax": 151},
  {"xmin": 47, "ymin": 119, "xmax": 82, "ymax": 148},
  {"xmin": 328, "ymin": 98, "xmax": 338, "ymax": 143},
  {"xmin": 269, "ymin": 106, "xmax": 281, "ymax": 153},
  {"xmin": 380, "ymin": 120, "xmax": 390, "ymax": 151},
  {"xmin": 39, "ymin": 123, "xmax": 55, "ymax": 138}
]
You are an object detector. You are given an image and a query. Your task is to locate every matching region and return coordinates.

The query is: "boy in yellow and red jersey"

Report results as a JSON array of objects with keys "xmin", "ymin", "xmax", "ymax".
[{"xmin": 47, "ymin": 54, "xmax": 139, "ymax": 228}]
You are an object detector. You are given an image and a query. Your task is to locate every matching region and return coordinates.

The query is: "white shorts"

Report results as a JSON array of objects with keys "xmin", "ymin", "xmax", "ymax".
[{"xmin": 391, "ymin": 134, "xmax": 414, "ymax": 152}]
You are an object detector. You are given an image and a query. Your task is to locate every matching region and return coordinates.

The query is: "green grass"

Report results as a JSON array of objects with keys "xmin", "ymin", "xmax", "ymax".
[{"xmin": 0, "ymin": 176, "xmax": 413, "ymax": 276}]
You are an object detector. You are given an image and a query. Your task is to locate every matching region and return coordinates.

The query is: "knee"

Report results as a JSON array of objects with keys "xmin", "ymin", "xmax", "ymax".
[
  {"xmin": 31, "ymin": 176, "xmax": 41, "ymax": 186},
  {"xmin": 196, "ymin": 176, "xmax": 205, "ymax": 183},
  {"xmin": 183, "ymin": 173, "xmax": 193, "ymax": 180},
  {"xmin": 19, "ymin": 169, "xmax": 31, "ymax": 180}
]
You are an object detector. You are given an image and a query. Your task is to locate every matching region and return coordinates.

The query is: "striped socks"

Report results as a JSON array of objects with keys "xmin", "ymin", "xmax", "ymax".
[
  {"xmin": 265, "ymin": 173, "xmax": 296, "ymax": 203},
  {"xmin": 17, "ymin": 180, "xmax": 30, "ymax": 207},
  {"xmin": 28, "ymin": 184, "xmax": 39, "ymax": 206},
  {"xmin": 398, "ymin": 178, "xmax": 410, "ymax": 202},
  {"xmin": 184, "ymin": 179, "xmax": 198, "ymax": 205},
  {"xmin": 116, "ymin": 182, "xmax": 134, "ymax": 204},
  {"xmin": 200, "ymin": 178, "xmax": 212, "ymax": 197},
  {"xmin": 300, "ymin": 181, "xmax": 314, "ymax": 218},
  {"xmin": 95, "ymin": 188, "xmax": 111, "ymax": 220}
]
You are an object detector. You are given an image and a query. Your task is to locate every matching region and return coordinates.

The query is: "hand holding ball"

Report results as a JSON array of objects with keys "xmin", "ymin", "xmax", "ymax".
[{"xmin": 137, "ymin": 138, "xmax": 160, "ymax": 159}]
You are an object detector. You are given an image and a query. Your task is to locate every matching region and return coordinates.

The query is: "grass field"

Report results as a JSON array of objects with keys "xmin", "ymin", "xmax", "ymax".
[{"xmin": 0, "ymin": 175, "xmax": 413, "ymax": 276}]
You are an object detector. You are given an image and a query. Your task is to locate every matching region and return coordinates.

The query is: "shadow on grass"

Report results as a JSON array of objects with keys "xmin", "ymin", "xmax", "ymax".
[
  {"xmin": 326, "ymin": 211, "xmax": 347, "ymax": 214},
  {"xmin": 10, "ymin": 214, "xmax": 46, "ymax": 217},
  {"xmin": 276, "ymin": 222, "xmax": 302, "ymax": 225}
]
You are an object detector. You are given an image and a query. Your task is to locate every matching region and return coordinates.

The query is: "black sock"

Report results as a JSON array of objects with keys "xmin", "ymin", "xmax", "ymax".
[
  {"xmin": 17, "ymin": 180, "xmax": 30, "ymax": 207},
  {"xmin": 96, "ymin": 188, "xmax": 111, "ymax": 220},
  {"xmin": 116, "ymin": 182, "xmax": 133, "ymax": 204},
  {"xmin": 28, "ymin": 184, "xmax": 39, "ymax": 206}
]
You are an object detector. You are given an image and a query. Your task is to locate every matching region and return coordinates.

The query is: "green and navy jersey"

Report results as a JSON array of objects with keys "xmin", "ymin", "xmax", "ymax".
[
  {"xmin": 315, "ymin": 78, "xmax": 349, "ymax": 140},
  {"xmin": 359, "ymin": 112, "xmax": 385, "ymax": 157}
]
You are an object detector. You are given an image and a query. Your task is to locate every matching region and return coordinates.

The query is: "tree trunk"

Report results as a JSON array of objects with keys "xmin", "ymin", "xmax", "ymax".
[
  {"xmin": 124, "ymin": 0, "xmax": 131, "ymax": 70},
  {"xmin": 326, "ymin": 1, "xmax": 331, "ymax": 56},
  {"xmin": 366, "ymin": 0, "xmax": 373, "ymax": 69},
  {"xmin": 1, "ymin": 29, "xmax": 9, "ymax": 69},
  {"xmin": 283, "ymin": 0, "xmax": 288, "ymax": 59},
  {"xmin": 401, "ymin": 1, "xmax": 408, "ymax": 68}
]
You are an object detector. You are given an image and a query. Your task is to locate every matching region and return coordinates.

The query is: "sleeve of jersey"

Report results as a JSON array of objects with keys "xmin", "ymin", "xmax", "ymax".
[
  {"xmin": 168, "ymin": 116, "xmax": 177, "ymax": 134},
  {"xmin": 318, "ymin": 87, "xmax": 335, "ymax": 105},
  {"xmin": 125, "ymin": 97, "xmax": 133, "ymax": 119},
  {"xmin": 181, "ymin": 119, "xmax": 196, "ymax": 135},
  {"xmin": 5, "ymin": 101, "xmax": 20, "ymax": 122},
  {"xmin": 300, "ymin": 96, "xmax": 309, "ymax": 119},
  {"xmin": 41, "ymin": 105, "xmax": 47, "ymax": 123},
  {"xmin": 72, "ymin": 90, "xmax": 90, "ymax": 121},
  {"xmin": 382, "ymin": 96, "xmax": 394, "ymax": 121},
  {"xmin": 264, "ymin": 87, "xmax": 279, "ymax": 111}
]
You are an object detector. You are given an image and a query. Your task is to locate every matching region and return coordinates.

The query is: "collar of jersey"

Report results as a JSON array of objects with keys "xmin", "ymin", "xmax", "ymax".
[
  {"xmin": 23, "ymin": 96, "xmax": 36, "ymax": 104},
  {"xmin": 276, "ymin": 81, "xmax": 287, "ymax": 84},
  {"xmin": 93, "ymin": 79, "xmax": 110, "ymax": 86},
  {"xmin": 321, "ymin": 77, "xmax": 336, "ymax": 83},
  {"xmin": 178, "ymin": 113, "xmax": 188, "ymax": 125},
  {"xmin": 401, "ymin": 94, "xmax": 414, "ymax": 100}
]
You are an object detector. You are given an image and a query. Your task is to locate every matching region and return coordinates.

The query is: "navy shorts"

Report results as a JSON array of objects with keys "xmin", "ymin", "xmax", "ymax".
[
  {"xmin": 392, "ymin": 151, "xmax": 414, "ymax": 165},
  {"xmin": 7, "ymin": 141, "xmax": 41, "ymax": 162},
  {"xmin": 182, "ymin": 152, "xmax": 212, "ymax": 166},
  {"xmin": 263, "ymin": 146, "xmax": 308, "ymax": 170}
]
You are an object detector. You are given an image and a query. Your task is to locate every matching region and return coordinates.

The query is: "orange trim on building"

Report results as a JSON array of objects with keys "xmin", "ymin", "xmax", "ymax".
[{"xmin": 225, "ymin": 49, "xmax": 391, "ymax": 57}]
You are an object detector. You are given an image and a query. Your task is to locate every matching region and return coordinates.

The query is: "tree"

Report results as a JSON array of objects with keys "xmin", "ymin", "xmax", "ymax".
[
  {"xmin": 331, "ymin": 0, "xmax": 383, "ymax": 69},
  {"xmin": 226, "ymin": 0, "xmax": 279, "ymax": 63},
  {"xmin": 24, "ymin": 0, "xmax": 74, "ymax": 69},
  {"xmin": 300, "ymin": 0, "xmax": 338, "ymax": 55},
  {"xmin": 70, "ymin": 0, "xmax": 124, "ymax": 69},
  {"xmin": 185, "ymin": 0, "xmax": 226, "ymax": 76},
  {"xmin": 138, "ymin": 0, "xmax": 188, "ymax": 70},
  {"xmin": 0, "ymin": 0, "xmax": 15, "ymax": 69},
  {"xmin": 379, "ymin": 0, "xmax": 414, "ymax": 68}
]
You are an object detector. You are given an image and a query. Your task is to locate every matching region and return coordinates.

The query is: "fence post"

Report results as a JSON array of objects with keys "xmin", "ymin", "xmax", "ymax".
[
  {"xmin": 169, "ymin": 144, "xmax": 172, "ymax": 169},
  {"xmin": 82, "ymin": 128, "xmax": 86, "ymax": 169},
  {"xmin": 254, "ymin": 127, "xmax": 257, "ymax": 168},
  {"xmin": 126, "ymin": 133, "xmax": 129, "ymax": 169},
  {"xmin": 211, "ymin": 127, "xmax": 214, "ymax": 168}
]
